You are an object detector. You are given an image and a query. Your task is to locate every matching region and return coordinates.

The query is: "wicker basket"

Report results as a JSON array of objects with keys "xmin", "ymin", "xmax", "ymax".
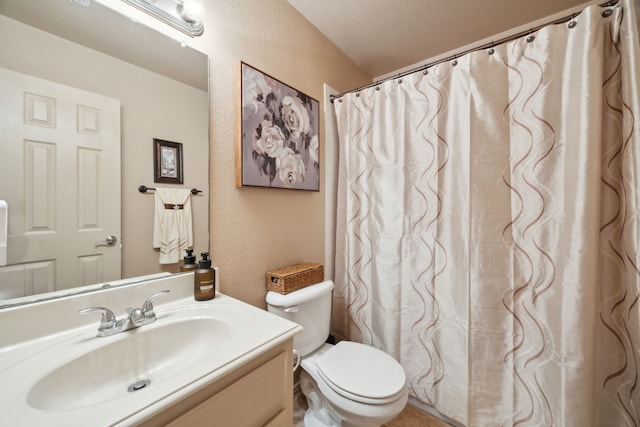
[{"xmin": 266, "ymin": 262, "xmax": 324, "ymax": 294}]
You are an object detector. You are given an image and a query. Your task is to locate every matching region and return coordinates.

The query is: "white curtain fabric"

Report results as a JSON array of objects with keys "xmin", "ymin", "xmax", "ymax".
[{"xmin": 332, "ymin": 1, "xmax": 640, "ymax": 426}]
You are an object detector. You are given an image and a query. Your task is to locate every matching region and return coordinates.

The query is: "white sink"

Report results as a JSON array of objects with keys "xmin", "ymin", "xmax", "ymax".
[
  {"xmin": 0, "ymin": 273, "xmax": 302, "ymax": 426},
  {"xmin": 27, "ymin": 316, "xmax": 231, "ymax": 411}
]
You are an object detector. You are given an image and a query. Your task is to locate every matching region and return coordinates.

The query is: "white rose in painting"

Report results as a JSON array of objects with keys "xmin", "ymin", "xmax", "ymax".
[
  {"xmin": 251, "ymin": 119, "xmax": 269, "ymax": 155},
  {"xmin": 281, "ymin": 96, "xmax": 310, "ymax": 138},
  {"xmin": 309, "ymin": 134, "xmax": 318, "ymax": 164},
  {"xmin": 277, "ymin": 148, "xmax": 305, "ymax": 187},
  {"xmin": 243, "ymin": 67, "xmax": 273, "ymax": 114},
  {"xmin": 256, "ymin": 123, "xmax": 285, "ymax": 158}
]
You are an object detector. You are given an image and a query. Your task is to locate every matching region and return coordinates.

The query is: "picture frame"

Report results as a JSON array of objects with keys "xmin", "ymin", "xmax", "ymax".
[
  {"xmin": 237, "ymin": 62, "xmax": 320, "ymax": 191},
  {"xmin": 153, "ymin": 138, "xmax": 183, "ymax": 184}
]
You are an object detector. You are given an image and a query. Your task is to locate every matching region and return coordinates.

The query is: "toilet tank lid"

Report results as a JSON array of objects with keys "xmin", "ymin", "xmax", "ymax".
[{"xmin": 266, "ymin": 280, "xmax": 334, "ymax": 307}]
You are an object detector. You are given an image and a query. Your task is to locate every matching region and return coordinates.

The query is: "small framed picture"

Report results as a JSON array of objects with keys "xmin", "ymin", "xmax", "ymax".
[{"xmin": 153, "ymin": 138, "xmax": 183, "ymax": 184}]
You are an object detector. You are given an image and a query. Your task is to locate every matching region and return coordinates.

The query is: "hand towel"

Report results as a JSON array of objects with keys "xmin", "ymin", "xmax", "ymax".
[
  {"xmin": 0, "ymin": 200, "xmax": 6, "ymax": 266},
  {"xmin": 152, "ymin": 188, "xmax": 193, "ymax": 264}
]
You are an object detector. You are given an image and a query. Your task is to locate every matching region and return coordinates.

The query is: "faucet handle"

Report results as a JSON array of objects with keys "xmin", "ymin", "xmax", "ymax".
[
  {"xmin": 126, "ymin": 307, "xmax": 145, "ymax": 326},
  {"xmin": 79, "ymin": 307, "xmax": 118, "ymax": 332},
  {"xmin": 141, "ymin": 290, "xmax": 170, "ymax": 318}
]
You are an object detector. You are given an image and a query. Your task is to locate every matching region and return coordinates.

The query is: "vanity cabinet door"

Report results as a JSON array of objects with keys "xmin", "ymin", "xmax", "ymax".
[
  {"xmin": 263, "ymin": 409, "xmax": 288, "ymax": 426},
  {"xmin": 167, "ymin": 351, "xmax": 289, "ymax": 427}
]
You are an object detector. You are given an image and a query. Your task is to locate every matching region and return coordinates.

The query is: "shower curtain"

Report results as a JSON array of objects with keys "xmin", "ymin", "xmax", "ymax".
[{"xmin": 332, "ymin": 1, "xmax": 640, "ymax": 426}]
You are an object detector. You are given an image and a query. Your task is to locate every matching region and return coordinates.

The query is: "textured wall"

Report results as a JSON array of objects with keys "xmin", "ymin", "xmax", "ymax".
[{"xmin": 187, "ymin": 0, "xmax": 370, "ymax": 307}]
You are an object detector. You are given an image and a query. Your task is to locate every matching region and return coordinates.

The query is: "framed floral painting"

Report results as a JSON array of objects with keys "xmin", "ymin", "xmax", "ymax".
[{"xmin": 237, "ymin": 62, "xmax": 319, "ymax": 191}]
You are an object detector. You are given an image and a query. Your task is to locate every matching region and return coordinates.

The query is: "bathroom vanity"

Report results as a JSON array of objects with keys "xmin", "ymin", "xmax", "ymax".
[
  {"xmin": 143, "ymin": 340, "xmax": 294, "ymax": 426},
  {"xmin": 0, "ymin": 273, "xmax": 302, "ymax": 426}
]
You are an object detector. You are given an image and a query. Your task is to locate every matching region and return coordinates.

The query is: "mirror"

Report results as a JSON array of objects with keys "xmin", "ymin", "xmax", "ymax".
[{"xmin": 0, "ymin": 0, "xmax": 209, "ymax": 308}]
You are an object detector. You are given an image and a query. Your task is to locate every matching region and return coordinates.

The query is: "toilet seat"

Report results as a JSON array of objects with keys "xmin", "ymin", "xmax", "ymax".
[{"xmin": 315, "ymin": 341, "xmax": 406, "ymax": 405}]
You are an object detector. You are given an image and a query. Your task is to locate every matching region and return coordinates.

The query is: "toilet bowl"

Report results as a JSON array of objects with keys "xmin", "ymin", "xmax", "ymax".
[
  {"xmin": 266, "ymin": 280, "xmax": 408, "ymax": 426},
  {"xmin": 300, "ymin": 342, "xmax": 408, "ymax": 427}
]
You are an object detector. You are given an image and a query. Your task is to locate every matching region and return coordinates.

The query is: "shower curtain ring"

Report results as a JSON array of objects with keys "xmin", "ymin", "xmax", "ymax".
[{"xmin": 526, "ymin": 29, "xmax": 535, "ymax": 43}]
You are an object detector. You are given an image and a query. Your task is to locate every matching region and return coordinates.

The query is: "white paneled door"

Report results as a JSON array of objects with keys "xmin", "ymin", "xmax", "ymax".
[{"xmin": 0, "ymin": 68, "xmax": 121, "ymax": 298}]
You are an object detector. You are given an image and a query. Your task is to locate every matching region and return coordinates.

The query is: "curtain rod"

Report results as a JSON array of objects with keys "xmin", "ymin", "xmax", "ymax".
[{"xmin": 330, "ymin": 0, "xmax": 618, "ymax": 102}]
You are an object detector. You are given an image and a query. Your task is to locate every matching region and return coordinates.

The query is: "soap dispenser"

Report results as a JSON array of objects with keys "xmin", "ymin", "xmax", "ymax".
[
  {"xmin": 194, "ymin": 252, "xmax": 215, "ymax": 301},
  {"xmin": 180, "ymin": 249, "xmax": 198, "ymax": 272}
]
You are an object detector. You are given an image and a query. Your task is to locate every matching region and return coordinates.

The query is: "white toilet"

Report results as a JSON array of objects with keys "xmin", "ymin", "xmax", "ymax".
[{"xmin": 266, "ymin": 280, "xmax": 408, "ymax": 427}]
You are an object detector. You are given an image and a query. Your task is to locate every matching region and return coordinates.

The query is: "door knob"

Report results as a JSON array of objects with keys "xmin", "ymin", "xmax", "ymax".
[{"xmin": 96, "ymin": 235, "xmax": 118, "ymax": 247}]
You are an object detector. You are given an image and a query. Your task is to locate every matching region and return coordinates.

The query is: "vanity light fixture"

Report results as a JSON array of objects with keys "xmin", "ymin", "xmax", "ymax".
[{"xmin": 120, "ymin": 0, "xmax": 205, "ymax": 37}]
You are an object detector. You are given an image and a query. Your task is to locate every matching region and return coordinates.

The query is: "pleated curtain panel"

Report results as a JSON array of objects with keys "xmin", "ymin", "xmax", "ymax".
[{"xmin": 332, "ymin": 1, "xmax": 640, "ymax": 425}]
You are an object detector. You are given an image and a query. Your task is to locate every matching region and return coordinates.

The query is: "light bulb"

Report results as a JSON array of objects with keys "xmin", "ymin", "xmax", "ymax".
[{"xmin": 179, "ymin": 0, "xmax": 205, "ymax": 24}]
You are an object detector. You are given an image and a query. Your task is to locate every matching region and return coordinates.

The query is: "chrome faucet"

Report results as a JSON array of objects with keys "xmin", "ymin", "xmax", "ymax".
[{"xmin": 79, "ymin": 290, "xmax": 170, "ymax": 337}]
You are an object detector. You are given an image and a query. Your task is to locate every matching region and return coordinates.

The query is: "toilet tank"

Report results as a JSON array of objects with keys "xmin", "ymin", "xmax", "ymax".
[{"xmin": 266, "ymin": 280, "xmax": 334, "ymax": 357}]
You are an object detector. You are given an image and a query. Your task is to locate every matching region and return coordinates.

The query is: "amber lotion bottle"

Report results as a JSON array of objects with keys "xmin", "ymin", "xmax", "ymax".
[
  {"xmin": 194, "ymin": 252, "xmax": 215, "ymax": 301},
  {"xmin": 180, "ymin": 249, "xmax": 198, "ymax": 272}
]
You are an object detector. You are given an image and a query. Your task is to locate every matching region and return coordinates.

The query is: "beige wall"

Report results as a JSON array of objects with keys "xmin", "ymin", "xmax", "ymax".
[
  {"xmin": 187, "ymin": 0, "xmax": 370, "ymax": 307},
  {"xmin": 0, "ymin": 16, "xmax": 209, "ymax": 282}
]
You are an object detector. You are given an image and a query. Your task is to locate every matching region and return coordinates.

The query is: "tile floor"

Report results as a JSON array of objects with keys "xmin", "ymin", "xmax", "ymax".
[
  {"xmin": 383, "ymin": 404, "xmax": 452, "ymax": 427},
  {"xmin": 294, "ymin": 391, "xmax": 451, "ymax": 427}
]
